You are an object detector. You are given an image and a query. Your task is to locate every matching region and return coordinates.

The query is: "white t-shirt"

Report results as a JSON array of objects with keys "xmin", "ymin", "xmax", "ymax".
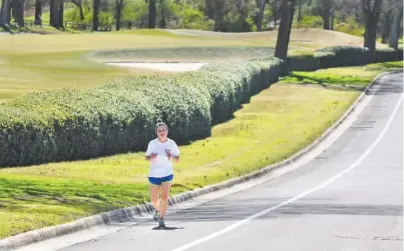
[{"xmin": 145, "ymin": 138, "xmax": 180, "ymax": 178}]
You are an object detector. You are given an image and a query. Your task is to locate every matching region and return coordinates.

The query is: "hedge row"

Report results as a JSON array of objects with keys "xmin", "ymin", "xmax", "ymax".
[
  {"xmin": 0, "ymin": 46, "xmax": 402, "ymax": 167},
  {"xmin": 285, "ymin": 46, "xmax": 403, "ymax": 72},
  {"xmin": 0, "ymin": 58, "xmax": 283, "ymax": 167}
]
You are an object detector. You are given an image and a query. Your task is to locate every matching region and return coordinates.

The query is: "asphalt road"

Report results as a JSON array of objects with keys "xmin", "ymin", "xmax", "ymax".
[{"xmin": 60, "ymin": 72, "xmax": 403, "ymax": 251}]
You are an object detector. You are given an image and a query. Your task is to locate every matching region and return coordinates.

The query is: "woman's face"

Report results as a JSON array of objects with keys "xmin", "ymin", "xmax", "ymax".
[{"xmin": 156, "ymin": 125, "xmax": 168, "ymax": 139}]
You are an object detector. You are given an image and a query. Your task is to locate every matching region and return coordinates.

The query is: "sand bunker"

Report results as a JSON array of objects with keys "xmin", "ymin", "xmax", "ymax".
[{"xmin": 107, "ymin": 62, "xmax": 208, "ymax": 72}]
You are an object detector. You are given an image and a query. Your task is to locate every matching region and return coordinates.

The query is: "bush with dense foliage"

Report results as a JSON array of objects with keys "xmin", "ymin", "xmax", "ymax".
[
  {"xmin": 0, "ymin": 46, "xmax": 402, "ymax": 167},
  {"xmin": 285, "ymin": 46, "xmax": 403, "ymax": 72}
]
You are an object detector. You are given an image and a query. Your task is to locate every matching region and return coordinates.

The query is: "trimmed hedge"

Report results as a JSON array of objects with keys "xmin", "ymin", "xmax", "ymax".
[
  {"xmin": 0, "ymin": 58, "xmax": 283, "ymax": 167},
  {"xmin": 285, "ymin": 46, "xmax": 403, "ymax": 72},
  {"xmin": 0, "ymin": 46, "xmax": 402, "ymax": 167}
]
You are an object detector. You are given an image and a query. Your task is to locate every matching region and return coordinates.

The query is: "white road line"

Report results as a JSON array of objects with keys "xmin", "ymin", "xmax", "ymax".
[{"xmin": 172, "ymin": 93, "xmax": 403, "ymax": 251}]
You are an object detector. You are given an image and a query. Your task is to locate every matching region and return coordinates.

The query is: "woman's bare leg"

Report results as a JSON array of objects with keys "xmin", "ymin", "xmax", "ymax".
[
  {"xmin": 150, "ymin": 184, "xmax": 160, "ymax": 211},
  {"xmin": 159, "ymin": 181, "xmax": 172, "ymax": 219}
]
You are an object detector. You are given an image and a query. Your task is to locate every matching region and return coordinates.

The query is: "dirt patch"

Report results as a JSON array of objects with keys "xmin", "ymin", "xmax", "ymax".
[{"xmin": 106, "ymin": 62, "xmax": 208, "ymax": 72}]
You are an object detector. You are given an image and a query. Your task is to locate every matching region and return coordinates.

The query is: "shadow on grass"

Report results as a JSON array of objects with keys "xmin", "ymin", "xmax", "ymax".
[
  {"xmin": 0, "ymin": 177, "xmax": 153, "ymax": 214},
  {"xmin": 366, "ymin": 61, "xmax": 403, "ymax": 70},
  {"xmin": 284, "ymin": 72, "xmax": 370, "ymax": 89}
]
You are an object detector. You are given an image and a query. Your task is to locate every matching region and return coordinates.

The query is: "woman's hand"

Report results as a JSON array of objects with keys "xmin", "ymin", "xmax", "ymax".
[
  {"xmin": 165, "ymin": 149, "xmax": 172, "ymax": 160},
  {"xmin": 166, "ymin": 149, "xmax": 179, "ymax": 162},
  {"xmin": 146, "ymin": 153, "xmax": 157, "ymax": 162}
]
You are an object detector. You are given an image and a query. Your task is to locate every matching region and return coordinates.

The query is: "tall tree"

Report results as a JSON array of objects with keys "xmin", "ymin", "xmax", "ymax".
[
  {"xmin": 115, "ymin": 0, "xmax": 124, "ymax": 30},
  {"xmin": 379, "ymin": 0, "xmax": 400, "ymax": 43},
  {"xmin": 333, "ymin": 0, "xmax": 361, "ymax": 23},
  {"xmin": 388, "ymin": 0, "xmax": 403, "ymax": 49},
  {"xmin": 58, "ymin": 0, "xmax": 64, "ymax": 28},
  {"xmin": 49, "ymin": 0, "xmax": 58, "ymax": 28},
  {"xmin": 71, "ymin": 0, "xmax": 85, "ymax": 21},
  {"xmin": 146, "ymin": 0, "xmax": 157, "ymax": 28},
  {"xmin": 271, "ymin": 0, "xmax": 279, "ymax": 29},
  {"xmin": 158, "ymin": 0, "xmax": 166, "ymax": 28},
  {"xmin": 274, "ymin": 0, "xmax": 297, "ymax": 60},
  {"xmin": 49, "ymin": 0, "xmax": 64, "ymax": 28},
  {"xmin": 12, "ymin": 0, "xmax": 25, "ymax": 27},
  {"xmin": 204, "ymin": 0, "xmax": 226, "ymax": 31},
  {"xmin": 0, "ymin": 0, "xmax": 12, "ymax": 28},
  {"xmin": 379, "ymin": 7, "xmax": 394, "ymax": 43},
  {"xmin": 92, "ymin": 0, "xmax": 100, "ymax": 31},
  {"xmin": 254, "ymin": 0, "xmax": 267, "ymax": 31},
  {"xmin": 361, "ymin": 0, "xmax": 383, "ymax": 50},
  {"xmin": 205, "ymin": 0, "xmax": 215, "ymax": 20},
  {"xmin": 330, "ymin": 0, "xmax": 334, "ymax": 30},
  {"xmin": 297, "ymin": 0, "xmax": 302, "ymax": 27},
  {"xmin": 315, "ymin": 0, "xmax": 333, "ymax": 30},
  {"xmin": 236, "ymin": 0, "xmax": 251, "ymax": 32},
  {"xmin": 34, "ymin": 0, "xmax": 43, "ymax": 25}
]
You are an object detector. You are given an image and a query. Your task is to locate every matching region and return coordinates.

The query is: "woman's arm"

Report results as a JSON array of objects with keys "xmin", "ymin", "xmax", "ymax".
[
  {"xmin": 145, "ymin": 141, "xmax": 156, "ymax": 162},
  {"xmin": 171, "ymin": 155, "xmax": 180, "ymax": 162},
  {"xmin": 168, "ymin": 141, "xmax": 180, "ymax": 162}
]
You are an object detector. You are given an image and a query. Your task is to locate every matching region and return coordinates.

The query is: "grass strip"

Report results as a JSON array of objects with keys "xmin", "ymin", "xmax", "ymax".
[{"xmin": 0, "ymin": 61, "xmax": 401, "ymax": 239}]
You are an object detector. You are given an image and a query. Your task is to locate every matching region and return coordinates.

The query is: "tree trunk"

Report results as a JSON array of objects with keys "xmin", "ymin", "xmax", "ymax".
[
  {"xmin": 71, "ymin": 0, "xmax": 84, "ymax": 21},
  {"xmin": 34, "ymin": 0, "xmax": 43, "ymax": 25},
  {"xmin": 205, "ymin": 0, "xmax": 214, "ymax": 19},
  {"xmin": 92, "ymin": 0, "xmax": 100, "ymax": 31},
  {"xmin": 0, "ymin": 0, "xmax": 12, "ymax": 27},
  {"xmin": 274, "ymin": 0, "xmax": 297, "ymax": 60},
  {"xmin": 380, "ymin": 12, "xmax": 393, "ymax": 44},
  {"xmin": 273, "ymin": 0, "xmax": 278, "ymax": 29},
  {"xmin": 147, "ymin": 0, "xmax": 156, "ymax": 28},
  {"xmin": 49, "ymin": 0, "xmax": 60, "ymax": 28},
  {"xmin": 12, "ymin": 0, "xmax": 25, "ymax": 27},
  {"xmin": 388, "ymin": 3, "xmax": 403, "ymax": 50},
  {"xmin": 236, "ymin": 0, "xmax": 249, "ymax": 32},
  {"xmin": 49, "ymin": 0, "xmax": 63, "ymax": 29},
  {"xmin": 330, "ymin": 0, "xmax": 334, "ymax": 30},
  {"xmin": 213, "ymin": 0, "xmax": 226, "ymax": 31},
  {"xmin": 159, "ymin": 0, "xmax": 166, "ymax": 28},
  {"xmin": 317, "ymin": 0, "xmax": 332, "ymax": 30},
  {"xmin": 364, "ymin": 17, "xmax": 378, "ymax": 49},
  {"xmin": 115, "ymin": 0, "xmax": 123, "ymax": 30},
  {"xmin": 297, "ymin": 0, "xmax": 302, "ymax": 27},
  {"xmin": 58, "ymin": 0, "xmax": 64, "ymax": 29},
  {"xmin": 255, "ymin": 0, "xmax": 266, "ymax": 31},
  {"xmin": 78, "ymin": 5, "xmax": 84, "ymax": 21},
  {"xmin": 322, "ymin": 13, "xmax": 330, "ymax": 30},
  {"xmin": 361, "ymin": 0, "xmax": 383, "ymax": 51}
]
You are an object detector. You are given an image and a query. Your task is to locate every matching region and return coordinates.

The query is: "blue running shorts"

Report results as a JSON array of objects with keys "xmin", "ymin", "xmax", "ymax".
[{"xmin": 148, "ymin": 174, "xmax": 174, "ymax": 185}]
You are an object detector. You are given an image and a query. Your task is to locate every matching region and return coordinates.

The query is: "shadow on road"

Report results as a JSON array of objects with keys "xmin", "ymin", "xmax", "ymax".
[
  {"xmin": 151, "ymin": 226, "xmax": 185, "ymax": 231},
  {"xmin": 166, "ymin": 198, "xmax": 403, "ymax": 223},
  {"xmin": 365, "ymin": 73, "xmax": 403, "ymax": 96}
]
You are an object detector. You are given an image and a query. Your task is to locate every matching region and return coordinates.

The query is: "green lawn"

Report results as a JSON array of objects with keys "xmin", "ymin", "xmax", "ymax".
[
  {"xmin": 279, "ymin": 61, "xmax": 404, "ymax": 89},
  {"xmin": 0, "ymin": 28, "xmax": 373, "ymax": 102},
  {"xmin": 0, "ymin": 31, "xmax": 270, "ymax": 102},
  {"xmin": 0, "ymin": 27, "xmax": 400, "ymax": 239},
  {"xmin": 1, "ymin": 61, "xmax": 401, "ymax": 239}
]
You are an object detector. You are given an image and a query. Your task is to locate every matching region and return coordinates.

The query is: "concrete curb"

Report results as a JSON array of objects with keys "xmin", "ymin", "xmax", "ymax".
[{"xmin": 0, "ymin": 70, "xmax": 400, "ymax": 251}]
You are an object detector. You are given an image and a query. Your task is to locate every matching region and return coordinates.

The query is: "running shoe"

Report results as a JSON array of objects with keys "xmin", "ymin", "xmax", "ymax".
[
  {"xmin": 152, "ymin": 210, "xmax": 160, "ymax": 222},
  {"xmin": 158, "ymin": 218, "xmax": 166, "ymax": 228}
]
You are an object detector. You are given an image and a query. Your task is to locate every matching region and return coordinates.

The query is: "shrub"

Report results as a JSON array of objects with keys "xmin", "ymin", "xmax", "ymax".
[
  {"xmin": 0, "ymin": 46, "xmax": 401, "ymax": 168},
  {"xmin": 285, "ymin": 46, "xmax": 403, "ymax": 73},
  {"xmin": 0, "ymin": 59, "xmax": 282, "ymax": 167}
]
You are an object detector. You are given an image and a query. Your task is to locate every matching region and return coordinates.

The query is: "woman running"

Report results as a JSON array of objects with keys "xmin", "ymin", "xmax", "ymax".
[{"xmin": 145, "ymin": 121, "xmax": 180, "ymax": 228}]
